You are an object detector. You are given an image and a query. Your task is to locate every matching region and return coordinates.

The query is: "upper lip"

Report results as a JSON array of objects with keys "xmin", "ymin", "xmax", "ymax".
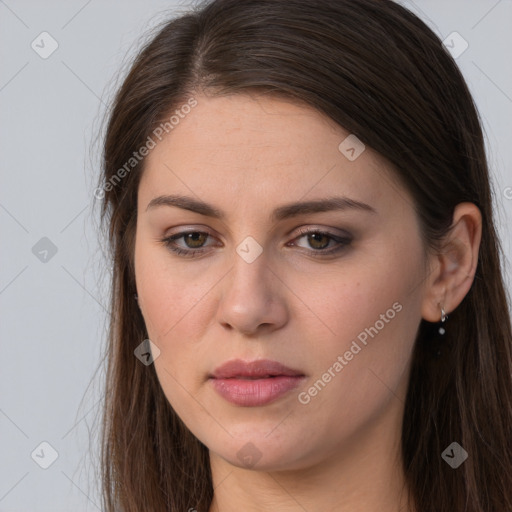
[{"xmin": 210, "ymin": 358, "xmax": 305, "ymax": 379}]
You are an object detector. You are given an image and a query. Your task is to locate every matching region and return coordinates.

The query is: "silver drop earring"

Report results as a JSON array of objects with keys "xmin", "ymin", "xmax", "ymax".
[
  {"xmin": 439, "ymin": 305, "xmax": 448, "ymax": 335},
  {"xmin": 430, "ymin": 303, "xmax": 448, "ymax": 359}
]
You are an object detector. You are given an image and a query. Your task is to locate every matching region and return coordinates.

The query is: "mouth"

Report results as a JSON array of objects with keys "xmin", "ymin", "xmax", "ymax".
[{"xmin": 209, "ymin": 359, "xmax": 306, "ymax": 406}]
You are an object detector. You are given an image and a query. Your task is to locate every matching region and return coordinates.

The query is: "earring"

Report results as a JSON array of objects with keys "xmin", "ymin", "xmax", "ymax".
[
  {"xmin": 439, "ymin": 305, "xmax": 448, "ymax": 335},
  {"xmin": 431, "ymin": 303, "xmax": 448, "ymax": 358}
]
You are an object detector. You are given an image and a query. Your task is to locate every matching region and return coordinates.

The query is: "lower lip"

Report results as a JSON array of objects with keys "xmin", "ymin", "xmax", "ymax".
[{"xmin": 210, "ymin": 376, "xmax": 305, "ymax": 406}]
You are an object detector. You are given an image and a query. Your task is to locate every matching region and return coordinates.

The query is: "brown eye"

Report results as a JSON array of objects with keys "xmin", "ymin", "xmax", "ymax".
[
  {"xmin": 307, "ymin": 232, "xmax": 331, "ymax": 250},
  {"xmin": 182, "ymin": 232, "xmax": 208, "ymax": 248},
  {"xmin": 160, "ymin": 230, "xmax": 217, "ymax": 258},
  {"xmin": 290, "ymin": 228, "xmax": 352, "ymax": 256}
]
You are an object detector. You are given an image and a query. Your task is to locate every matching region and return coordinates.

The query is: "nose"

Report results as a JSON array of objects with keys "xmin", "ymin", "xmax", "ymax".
[{"xmin": 216, "ymin": 246, "xmax": 289, "ymax": 336}]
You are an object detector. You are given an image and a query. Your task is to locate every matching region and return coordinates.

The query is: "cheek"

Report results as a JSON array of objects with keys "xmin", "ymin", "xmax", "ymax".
[
  {"xmin": 297, "ymin": 231, "xmax": 421, "ymax": 372},
  {"xmin": 135, "ymin": 251, "xmax": 214, "ymax": 416},
  {"xmin": 292, "ymin": 287, "xmax": 420, "ymax": 451},
  {"xmin": 308, "ymin": 248, "xmax": 423, "ymax": 420},
  {"xmin": 134, "ymin": 247, "xmax": 223, "ymax": 427},
  {"xmin": 134, "ymin": 237, "xmax": 214, "ymax": 341},
  {"xmin": 295, "ymin": 237, "xmax": 422, "ymax": 352}
]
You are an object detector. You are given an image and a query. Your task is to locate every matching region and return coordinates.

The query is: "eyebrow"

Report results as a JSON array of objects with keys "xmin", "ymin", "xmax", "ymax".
[{"xmin": 145, "ymin": 194, "xmax": 377, "ymax": 221}]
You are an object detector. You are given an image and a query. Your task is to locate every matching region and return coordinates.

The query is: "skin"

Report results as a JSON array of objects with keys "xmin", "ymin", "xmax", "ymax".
[{"xmin": 134, "ymin": 92, "xmax": 482, "ymax": 512}]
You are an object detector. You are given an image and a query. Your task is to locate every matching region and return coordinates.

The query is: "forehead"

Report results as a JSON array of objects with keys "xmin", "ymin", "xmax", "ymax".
[
  {"xmin": 148, "ymin": 93, "xmax": 345, "ymax": 158},
  {"xmin": 139, "ymin": 93, "xmax": 405, "ymax": 218}
]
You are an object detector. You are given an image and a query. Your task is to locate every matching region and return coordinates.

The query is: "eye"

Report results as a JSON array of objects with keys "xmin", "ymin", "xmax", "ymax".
[
  {"xmin": 159, "ymin": 230, "xmax": 217, "ymax": 258},
  {"xmin": 288, "ymin": 227, "xmax": 352, "ymax": 256}
]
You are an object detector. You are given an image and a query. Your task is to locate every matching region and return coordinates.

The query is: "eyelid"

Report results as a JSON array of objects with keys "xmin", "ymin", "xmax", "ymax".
[
  {"xmin": 291, "ymin": 225, "xmax": 352, "ymax": 239},
  {"xmin": 164, "ymin": 225, "xmax": 218, "ymax": 240}
]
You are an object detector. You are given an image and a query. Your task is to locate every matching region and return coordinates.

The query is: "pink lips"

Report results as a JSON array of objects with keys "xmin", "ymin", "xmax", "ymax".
[{"xmin": 209, "ymin": 359, "xmax": 305, "ymax": 407}]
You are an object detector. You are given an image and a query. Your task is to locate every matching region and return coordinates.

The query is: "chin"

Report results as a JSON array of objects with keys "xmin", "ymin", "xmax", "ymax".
[{"xmin": 209, "ymin": 432, "xmax": 317, "ymax": 472}]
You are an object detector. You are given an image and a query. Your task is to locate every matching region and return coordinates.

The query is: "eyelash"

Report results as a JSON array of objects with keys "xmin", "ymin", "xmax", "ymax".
[{"xmin": 159, "ymin": 227, "xmax": 352, "ymax": 259}]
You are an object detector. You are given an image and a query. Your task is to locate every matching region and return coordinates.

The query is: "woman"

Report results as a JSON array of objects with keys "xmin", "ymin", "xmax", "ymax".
[{"xmin": 96, "ymin": 0, "xmax": 512, "ymax": 510}]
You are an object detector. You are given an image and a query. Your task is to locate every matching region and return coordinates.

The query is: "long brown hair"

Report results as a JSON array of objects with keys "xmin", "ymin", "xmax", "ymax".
[{"xmin": 96, "ymin": 0, "xmax": 512, "ymax": 510}]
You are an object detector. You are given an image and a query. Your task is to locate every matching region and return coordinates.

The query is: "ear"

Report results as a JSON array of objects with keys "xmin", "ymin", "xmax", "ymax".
[{"xmin": 421, "ymin": 202, "xmax": 482, "ymax": 322}]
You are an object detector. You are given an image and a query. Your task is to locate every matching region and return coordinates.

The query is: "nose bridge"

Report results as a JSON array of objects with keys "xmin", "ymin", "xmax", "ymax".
[
  {"xmin": 235, "ymin": 234, "xmax": 265, "ymax": 266},
  {"xmin": 216, "ymin": 235, "xmax": 288, "ymax": 334},
  {"xmin": 228, "ymin": 235, "xmax": 270, "ymax": 298}
]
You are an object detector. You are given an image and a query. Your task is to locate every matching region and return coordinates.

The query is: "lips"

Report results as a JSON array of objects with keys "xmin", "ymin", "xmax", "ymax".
[
  {"xmin": 209, "ymin": 359, "xmax": 306, "ymax": 406},
  {"xmin": 209, "ymin": 358, "xmax": 304, "ymax": 379}
]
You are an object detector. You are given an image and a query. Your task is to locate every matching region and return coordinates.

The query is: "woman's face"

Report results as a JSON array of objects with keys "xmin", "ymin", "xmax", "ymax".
[{"xmin": 134, "ymin": 93, "xmax": 429, "ymax": 471}]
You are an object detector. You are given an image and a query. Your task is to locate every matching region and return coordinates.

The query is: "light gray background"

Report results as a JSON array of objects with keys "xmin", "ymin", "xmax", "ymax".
[{"xmin": 1, "ymin": 1, "xmax": 511, "ymax": 510}]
